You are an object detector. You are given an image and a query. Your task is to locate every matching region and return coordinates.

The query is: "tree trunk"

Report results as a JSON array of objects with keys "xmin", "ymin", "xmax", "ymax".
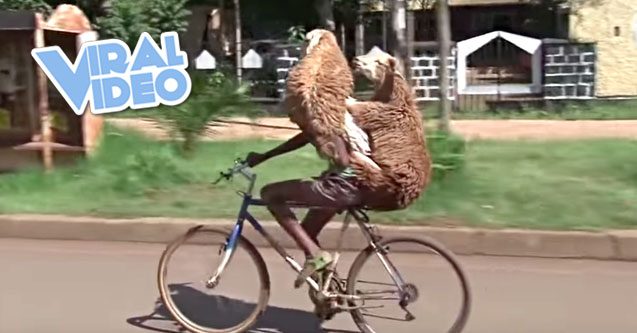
[
  {"xmin": 340, "ymin": 23, "xmax": 347, "ymax": 51},
  {"xmin": 355, "ymin": 10, "xmax": 365, "ymax": 55},
  {"xmin": 233, "ymin": 0, "xmax": 242, "ymax": 82},
  {"xmin": 436, "ymin": 0, "xmax": 452, "ymax": 133},
  {"xmin": 316, "ymin": 0, "xmax": 336, "ymax": 31},
  {"xmin": 390, "ymin": 0, "xmax": 409, "ymax": 78},
  {"xmin": 35, "ymin": 14, "xmax": 53, "ymax": 172}
]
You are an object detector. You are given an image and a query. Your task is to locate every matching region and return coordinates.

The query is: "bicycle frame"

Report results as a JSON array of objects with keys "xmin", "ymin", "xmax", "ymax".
[{"xmin": 208, "ymin": 162, "xmax": 410, "ymax": 305}]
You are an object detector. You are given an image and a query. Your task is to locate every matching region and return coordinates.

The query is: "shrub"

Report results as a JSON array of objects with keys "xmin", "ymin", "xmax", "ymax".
[
  {"xmin": 108, "ymin": 147, "xmax": 190, "ymax": 195},
  {"xmin": 427, "ymin": 131, "xmax": 466, "ymax": 181},
  {"xmin": 88, "ymin": 126, "xmax": 193, "ymax": 196},
  {"xmin": 287, "ymin": 26, "xmax": 307, "ymax": 45}
]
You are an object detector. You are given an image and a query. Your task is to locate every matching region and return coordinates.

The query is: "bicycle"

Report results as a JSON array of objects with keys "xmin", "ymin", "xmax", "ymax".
[{"xmin": 157, "ymin": 159, "xmax": 471, "ymax": 333}]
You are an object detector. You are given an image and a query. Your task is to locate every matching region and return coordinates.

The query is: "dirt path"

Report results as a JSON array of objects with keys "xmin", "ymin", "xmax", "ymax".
[
  {"xmin": 107, "ymin": 117, "xmax": 637, "ymax": 141},
  {"xmin": 452, "ymin": 119, "xmax": 637, "ymax": 140}
]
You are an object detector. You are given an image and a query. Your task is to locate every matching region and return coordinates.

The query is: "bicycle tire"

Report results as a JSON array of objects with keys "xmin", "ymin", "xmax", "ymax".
[
  {"xmin": 346, "ymin": 236, "xmax": 471, "ymax": 333},
  {"xmin": 157, "ymin": 226, "xmax": 271, "ymax": 333}
]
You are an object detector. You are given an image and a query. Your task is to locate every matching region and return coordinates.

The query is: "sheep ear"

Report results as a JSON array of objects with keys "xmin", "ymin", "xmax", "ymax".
[{"xmin": 388, "ymin": 57, "xmax": 397, "ymax": 70}]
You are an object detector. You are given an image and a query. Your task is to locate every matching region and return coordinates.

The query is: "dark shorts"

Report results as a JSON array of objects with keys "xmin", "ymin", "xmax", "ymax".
[{"xmin": 310, "ymin": 171, "xmax": 364, "ymax": 209}]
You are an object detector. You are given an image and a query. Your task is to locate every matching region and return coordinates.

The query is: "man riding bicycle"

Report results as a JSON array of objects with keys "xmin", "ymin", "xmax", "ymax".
[{"xmin": 246, "ymin": 131, "xmax": 365, "ymax": 288}]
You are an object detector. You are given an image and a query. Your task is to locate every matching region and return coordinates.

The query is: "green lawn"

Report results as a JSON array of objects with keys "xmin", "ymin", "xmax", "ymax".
[
  {"xmin": 110, "ymin": 98, "xmax": 637, "ymax": 121},
  {"xmin": 1, "ymin": 126, "xmax": 636, "ymax": 230},
  {"xmin": 423, "ymin": 99, "xmax": 637, "ymax": 120}
]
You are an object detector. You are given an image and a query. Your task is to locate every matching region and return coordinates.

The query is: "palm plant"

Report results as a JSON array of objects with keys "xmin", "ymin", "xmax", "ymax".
[{"xmin": 160, "ymin": 72, "xmax": 255, "ymax": 155}]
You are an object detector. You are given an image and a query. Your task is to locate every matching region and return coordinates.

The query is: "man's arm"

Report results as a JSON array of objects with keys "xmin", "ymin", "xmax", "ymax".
[{"xmin": 246, "ymin": 132, "xmax": 310, "ymax": 166}]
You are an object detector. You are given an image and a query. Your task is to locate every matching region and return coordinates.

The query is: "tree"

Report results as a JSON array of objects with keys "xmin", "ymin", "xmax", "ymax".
[
  {"xmin": 315, "ymin": 0, "xmax": 336, "ymax": 31},
  {"xmin": 0, "ymin": 0, "xmax": 52, "ymax": 15},
  {"xmin": 436, "ymin": 0, "xmax": 451, "ymax": 133},
  {"xmin": 389, "ymin": 0, "xmax": 409, "ymax": 77},
  {"xmin": 97, "ymin": 0, "xmax": 155, "ymax": 48},
  {"xmin": 96, "ymin": 0, "xmax": 190, "ymax": 49},
  {"xmin": 146, "ymin": 0, "xmax": 191, "ymax": 38},
  {"xmin": 73, "ymin": 0, "xmax": 108, "ymax": 25}
]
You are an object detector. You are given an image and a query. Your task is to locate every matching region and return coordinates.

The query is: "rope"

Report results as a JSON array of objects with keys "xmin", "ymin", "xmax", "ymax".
[{"xmin": 210, "ymin": 119, "xmax": 300, "ymax": 131}]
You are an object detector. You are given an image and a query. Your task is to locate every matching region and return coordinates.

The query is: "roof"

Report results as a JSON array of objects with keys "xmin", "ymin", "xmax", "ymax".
[
  {"xmin": 362, "ymin": 0, "xmax": 533, "ymax": 11},
  {"xmin": 450, "ymin": 0, "xmax": 533, "ymax": 6},
  {"xmin": 0, "ymin": 5, "xmax": 92, "ymax": 33},
  {"xmin": 0, "ymin": 11, "xmax": 36, "ymax": 30}
]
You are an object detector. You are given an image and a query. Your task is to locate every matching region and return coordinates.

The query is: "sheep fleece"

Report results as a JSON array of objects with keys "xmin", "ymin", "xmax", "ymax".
[
  {"xmin": 348, "ymin": 69, "xmax": 432, "ymax": 211},
  {"xmin": 284, "ymin": 32, "xmax": 353, "ymax": 159}
]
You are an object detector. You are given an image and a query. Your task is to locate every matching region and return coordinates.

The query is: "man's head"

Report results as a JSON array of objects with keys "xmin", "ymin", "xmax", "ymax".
[
  {"xmin": 304, "ymin": 29, "xmax": 338, "ymax": 54},
  {"xmin": 352, "ymin": 50, "xmax": 398, "ymax": 82}
]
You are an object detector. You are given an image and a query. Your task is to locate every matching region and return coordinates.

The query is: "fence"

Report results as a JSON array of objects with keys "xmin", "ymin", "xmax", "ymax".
[
  {"xmin": 247, "ymin": 41, "xmax": 598, "ymax": 112},
  {"xmin": 411, "ymin": 49, "xmax": 456, "ymax": 101},
  {"xmin": 543, "ymin": 42, "xmax": 596, "ymax": 99}
]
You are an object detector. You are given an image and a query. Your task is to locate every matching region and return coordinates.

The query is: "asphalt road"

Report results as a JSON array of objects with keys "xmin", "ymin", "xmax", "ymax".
[{"xmin": 1, "ymin": 238, "xmax": 637, "ymax": 333}]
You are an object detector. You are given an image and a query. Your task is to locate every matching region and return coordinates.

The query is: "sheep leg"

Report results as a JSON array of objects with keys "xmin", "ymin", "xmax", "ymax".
[{"xmin": 346, "ymin": 99, "xmax": 388, "ymax": 130}]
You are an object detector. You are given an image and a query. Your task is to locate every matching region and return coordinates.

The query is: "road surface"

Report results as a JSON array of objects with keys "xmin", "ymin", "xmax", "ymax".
[{"xmin": 1, "ymin": 238, "xmax": 636, "ymax": 333}]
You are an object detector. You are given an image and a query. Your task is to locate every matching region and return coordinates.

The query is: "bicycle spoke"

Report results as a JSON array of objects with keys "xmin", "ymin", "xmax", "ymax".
[{"xmin": 346, "ymin": 237, "xmax": 471, "ymax": 333}]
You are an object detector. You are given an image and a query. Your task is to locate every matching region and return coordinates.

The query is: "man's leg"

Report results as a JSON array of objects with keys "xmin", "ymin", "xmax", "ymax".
[
  {"xmin": 302, "ymin": 208, "xmax": 337, "ymax": 247},
  {"xmin": 261, "ymin": 180, "xmax": 339, "ymax": 256},
  {"xmin": 262, "ymin": 176, "xmax": 362, "ymax": 288}
]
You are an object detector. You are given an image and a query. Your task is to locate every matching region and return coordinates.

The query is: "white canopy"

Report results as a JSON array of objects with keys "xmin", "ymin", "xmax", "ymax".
[{"xmin": 456, "ymin": 31, "xmax": 543, "ymax": 94}]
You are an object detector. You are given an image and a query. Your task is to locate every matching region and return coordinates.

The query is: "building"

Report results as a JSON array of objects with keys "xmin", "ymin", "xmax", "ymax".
[
  {"xmin": 569, "ymin": 0, "xmax": 637, "ymax": 97},
  {"xmin": 359, "ymin": 0, "xmax": 637, "ymax": 105},
  {"xmin": 0, "ymin": 6, "xmax": 103, "ymax": 172}
]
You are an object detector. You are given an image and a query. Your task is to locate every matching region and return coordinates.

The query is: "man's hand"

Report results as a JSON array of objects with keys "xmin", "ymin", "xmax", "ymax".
[
  {"xmin": 320, "ymin": 136, "xmax": 350, "ymax": 167},
  {"xmin": 245, "ymin": 152, "xmax": 267, "ymax": 167}
]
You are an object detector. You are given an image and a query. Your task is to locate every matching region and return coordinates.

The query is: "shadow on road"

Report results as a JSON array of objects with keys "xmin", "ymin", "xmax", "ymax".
[{"xmin": 127, "ymin": 283, "xmax": 358, "ymax": 333}]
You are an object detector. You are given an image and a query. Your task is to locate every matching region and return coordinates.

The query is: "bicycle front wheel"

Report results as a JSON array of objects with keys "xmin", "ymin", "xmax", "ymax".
[
  {"xmin": 157, "ymin": 226, "xmax": 270, "ymax": 333},
  {"xmin": 346, "ymin": 236, "xmax": 471, "ymax": 333}
]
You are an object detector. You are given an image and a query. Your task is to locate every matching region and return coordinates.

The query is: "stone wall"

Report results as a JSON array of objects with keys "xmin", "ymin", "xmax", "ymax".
[
  {"xmin": 275, "ymin": 48, "xmax": 456, "ymax": 101},
  {"xmin": 570, "ymin": 0, "xmax": 637, "ymax": 97},
  {"xmin": 410, "ymin": 50, "xmax": 456, "ymax": 101},
  {"xmin": 543, "ymin": 43, "xmax": 596, "ymax": 99},
  {"xmin": 275, "ymin": 47, "xmax": 301, "ymax": 97}
]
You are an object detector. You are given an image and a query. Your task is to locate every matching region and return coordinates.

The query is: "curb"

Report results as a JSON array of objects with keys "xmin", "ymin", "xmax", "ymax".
[{"xmin": 1, "ymin": 214, "xmax": 636, "ymax": 261}]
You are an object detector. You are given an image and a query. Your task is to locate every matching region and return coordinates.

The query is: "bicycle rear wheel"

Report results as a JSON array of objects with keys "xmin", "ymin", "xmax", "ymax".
[
  {"xmin": 346, "ymin": 236, "xmax": 471, "ymax": 333},
  {"xmin": 157, "ymin": 226, "xmax": 270, "ymax": 333}
]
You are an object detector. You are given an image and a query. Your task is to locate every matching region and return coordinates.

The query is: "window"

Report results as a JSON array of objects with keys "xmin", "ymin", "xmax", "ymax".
[{"xmin": 614, "ymin": 26, "xmax": 621, "ymax": 37}]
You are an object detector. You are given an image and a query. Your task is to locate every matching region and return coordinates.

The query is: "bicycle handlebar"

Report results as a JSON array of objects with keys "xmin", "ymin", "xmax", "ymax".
[{"xmin": 213, "ymin": 159, "xmax": 257, "ymax": 195}]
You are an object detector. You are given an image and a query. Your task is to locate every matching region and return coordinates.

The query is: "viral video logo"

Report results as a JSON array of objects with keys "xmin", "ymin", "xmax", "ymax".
[{"xmin": 31, "ymin": 31, "xmax": 192, "ymax": 115}]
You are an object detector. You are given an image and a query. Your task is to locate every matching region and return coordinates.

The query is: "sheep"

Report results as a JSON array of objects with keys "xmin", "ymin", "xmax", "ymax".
[
  {"xmin": 346, "ymin": 50, "xmax": 432, "ymax": 210},
  {"xmin": 284, "ymin": 29, "xmax": 378, "ymax": 170}
]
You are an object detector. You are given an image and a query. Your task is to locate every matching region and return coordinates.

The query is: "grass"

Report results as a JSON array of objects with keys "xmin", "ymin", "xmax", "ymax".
[
  {"xmin": 109, "ymin": 98, "xmax": 637, "ymax": 121},
  {"xmin": 422, "ymin": 99, "xmax": 637, "ymax": 120},
  {"xmin": 377, "ymin": 139, "xmax": 637, "ymax": 230},
  {"xmin": 1, "ymin": 126, "xmax": 636, "ymax": 230}
]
